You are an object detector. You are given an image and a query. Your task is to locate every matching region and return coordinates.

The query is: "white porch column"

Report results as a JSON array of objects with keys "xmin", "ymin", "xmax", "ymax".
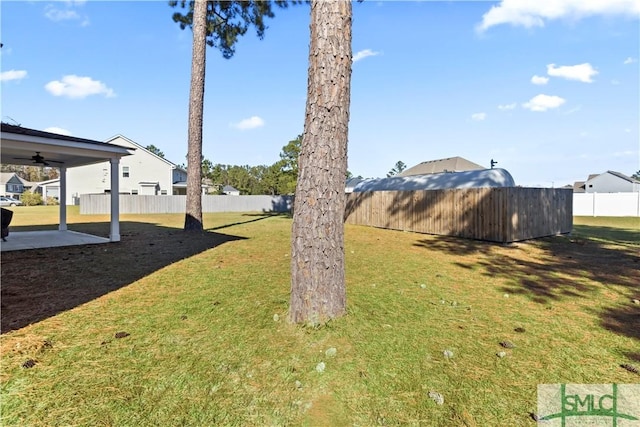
[
  {"xmin": 58, "ymin": 166, "xmax": 67, "ymax": 231},
  {"xmin": 110, "ymin": 157, "xmax": 121, "ymax": 242}
]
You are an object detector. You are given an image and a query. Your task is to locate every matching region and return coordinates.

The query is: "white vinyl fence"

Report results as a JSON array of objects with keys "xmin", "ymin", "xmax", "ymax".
[
  {"xmin": 573, "ymin": 193, "xmax": 640, "ymax": 217},
  {"xmin": 80, "ymin": 194, "xmax": 293, "ymax": 214}
]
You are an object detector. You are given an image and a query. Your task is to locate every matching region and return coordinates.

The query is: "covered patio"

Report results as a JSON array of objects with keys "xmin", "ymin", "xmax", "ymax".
[
  {"xmin": 1, "ymin": 123, "xmax": 133, "ymax": 250},
  {"xmin": 1, "ymin": 230, "xmax": 110, "ymax": 252}
]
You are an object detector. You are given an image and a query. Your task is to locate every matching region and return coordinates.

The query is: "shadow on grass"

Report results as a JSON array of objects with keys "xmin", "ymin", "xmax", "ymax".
[
  {"xmin": 572, "ymin": 224, "xmax": 640, "ymax": 246},
  {"xmin": 413, "ymin": 225, "xmax": 640, "ymax": 360},
  {"xmin": 207, "ymin": 212, "xmax": 291, "ymax": 231},
  {"xmin": 0, "ymin": 221, "xmax": 246, "ymax": 334}
]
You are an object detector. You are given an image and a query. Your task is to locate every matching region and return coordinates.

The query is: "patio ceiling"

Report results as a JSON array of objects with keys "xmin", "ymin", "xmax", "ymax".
[{"xmin": 1, "ymin": 123, "xmax": 133, "ymax": 168}]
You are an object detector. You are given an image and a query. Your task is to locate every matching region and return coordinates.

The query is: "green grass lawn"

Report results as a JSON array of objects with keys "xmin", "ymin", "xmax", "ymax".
[{"xmin": 1, "ymin": 208, "xmax": 638, "ymax": 426}]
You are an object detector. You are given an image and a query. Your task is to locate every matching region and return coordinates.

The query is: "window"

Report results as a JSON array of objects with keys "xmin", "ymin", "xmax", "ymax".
[{"xmin": 122, "ymin": 166, "xmax": 130, "ymax": 178}]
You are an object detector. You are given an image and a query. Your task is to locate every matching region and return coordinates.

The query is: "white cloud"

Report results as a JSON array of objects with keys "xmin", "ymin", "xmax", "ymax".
[
  {"xmin": 531, "ymin": 75, "xmax": 549, "ymax": 85},
  {"xmin": 44, "ymin": 127, "xmax": 72, "ymax": 136},
  {"xmin": 44, "ymin": 2, "xmax": 89, "ymax": 25},
  {"xmin": 353, "ymin": 49, "xmax": 381, "ymax": 63},
  {"xmin": 0, "ymin": 69, "xmax": 27, "ymax": 82},
  {"xmin": 471, "ymin": 112, "xmax": 487, "ymax": 121},
  {"xmin": 231, "ymin": 116, "xmax": 265, "ymax": 130},
  {"xmin": 45, "ymin": 75, "xmax": 115, "ymax": 99},
  {"xmin": 477, "ymin": 0, "xmax": 640, "ymax": 32},
  {"xmin": 522, "ymin": 94, "xmax": 566, "ymax": 112},
  {"xmin": 45, "ymin": 6, "xmax": 80, "ymax": 22},
  {"xmin": 498, "ymin": 103, "xmax": 517, "ymax": 111},
  {"xmin": 547, "ymin": 63, "xmax": 598, "ymax": 83},
  {"xmin": 623, "ymin": 57, "xmax": 637, "ymax": 64}
]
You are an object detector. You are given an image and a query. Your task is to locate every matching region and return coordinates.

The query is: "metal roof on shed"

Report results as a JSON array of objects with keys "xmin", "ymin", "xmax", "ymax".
[{"xmin": 353, "ymin": 168, "xmax": 515, "ymax": 192}]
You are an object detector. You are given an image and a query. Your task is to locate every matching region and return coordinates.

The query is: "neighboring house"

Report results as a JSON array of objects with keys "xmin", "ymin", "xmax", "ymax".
[
  {"xmin": 61, "ymin": 135, "xmax": 190, "ymax": 204},
  {"xmin": 31, "ymin": 178, "xmax": 61, "ymax": 201},
  {"xmin": 571, "ymin": 181, "xmax": 586, "ymax": 193},
  {"xmin": 202, "ymin": 178, "xmax": 218, "ymax": 194},
  {"xmin": 583, "ymin": 170, "xmax": 640, "ymax": 193},
  {"xmin": 26, "ymin": 134, "xmax": 193, "ymax": 204},
  {"xmin": 399, "ymin": 156, "xmax": 485, "ymax": 177},
  {"xmin": 222, "ymin": 185, "xmax": 240, "ymax": 196},
  {"xmin": 0, "ymin": 172, "xmax": 33, "ymax": 199}
]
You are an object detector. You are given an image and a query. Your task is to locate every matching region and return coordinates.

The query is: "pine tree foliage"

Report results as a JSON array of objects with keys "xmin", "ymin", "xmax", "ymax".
[
  {"xmin": 169, "ymin": 1, "xmax": 293, "ymax": 59},
  {"xmin": 386, "ymin": 160, "xmax": 407, "ymax": 177}
]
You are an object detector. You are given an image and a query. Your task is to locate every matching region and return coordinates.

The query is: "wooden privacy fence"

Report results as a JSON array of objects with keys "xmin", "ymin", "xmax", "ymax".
[{"xmin": 345, "ymin": 188, "xmax": 573, "ymax": 243}]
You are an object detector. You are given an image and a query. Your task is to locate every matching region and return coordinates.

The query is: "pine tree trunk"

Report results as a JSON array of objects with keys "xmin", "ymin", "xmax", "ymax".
[
  {"xmin": 184, "ymin": 0, "xmax": 207, "ymax": 231},
  {"xmin": 289, "ymin": 0, "xmax": 352, "ymax": 324}
]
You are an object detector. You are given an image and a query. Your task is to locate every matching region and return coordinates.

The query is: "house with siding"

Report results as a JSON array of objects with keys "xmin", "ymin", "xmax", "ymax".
[
  {"xmin": 222, "ymin": 185, "xmax": 240, "ymax": 196},
  {"xmin": 28, "ymin": 135, "xmax": 191, "ymax": 205},
  {"xmin": 583, "ymin": 170, "xmax": 640, "ymax": 193},
  {"xmin": 0, "ymin": 172, "xmax": 33, "ymax": 199},
  {"xmin": 31, "ymin": 178, "xmax": 60, "ymax": 201}
]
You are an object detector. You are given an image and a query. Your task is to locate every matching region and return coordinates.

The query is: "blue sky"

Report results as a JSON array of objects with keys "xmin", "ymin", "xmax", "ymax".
[{"xmin": 1, "ymin": 0, "xmax": 639, "ymax": 187}]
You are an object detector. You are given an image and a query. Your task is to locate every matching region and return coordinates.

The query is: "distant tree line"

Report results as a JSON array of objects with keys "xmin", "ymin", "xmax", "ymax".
[
  {"xmin": 193, "ymin": 134, "xmax": 301, "ymax": 196},
  {"xmin": 0, "ymin": 165, "xmax": 59, "ymax": 182},
  {"xmin": 188, "ymin": 134, "xmax": 357, "ymax": 196}
]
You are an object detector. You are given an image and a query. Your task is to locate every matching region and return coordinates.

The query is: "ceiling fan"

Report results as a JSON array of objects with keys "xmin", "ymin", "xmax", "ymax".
[{"xmin": 13, "ymin": 151, "xmax": 65, "ymax": 167}]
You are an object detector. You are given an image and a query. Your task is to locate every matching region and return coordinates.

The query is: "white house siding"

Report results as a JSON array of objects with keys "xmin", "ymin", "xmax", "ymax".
[
  {"xmin": 585, "ymin": 172, "xmax": 639, "ymax": 193},
  {"xmin": 66, "ymin": 163, "xmax": 114, "ymax": 202},
  {"xmin": 65, "ymin": 135, "xmax": 178, "ymax": 204},
  {"xmin": 45, "ymin": 186, "xmax": 60, "ymax": 199}
]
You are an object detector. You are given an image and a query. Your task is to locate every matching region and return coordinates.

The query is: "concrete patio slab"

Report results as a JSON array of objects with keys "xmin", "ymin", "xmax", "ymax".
[{"xmin": 0, "ymin": 230, "xmax": 110, "ymax": 252}]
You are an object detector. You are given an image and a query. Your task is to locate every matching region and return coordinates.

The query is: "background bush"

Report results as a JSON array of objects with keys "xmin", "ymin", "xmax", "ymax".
[
  {"xmin": 45, "ymin": 196, "xmax": 59, "ymax": 206},
  {"xmin": 20, "ymin": 190, "xmax": 43, "ymax": 206}
]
